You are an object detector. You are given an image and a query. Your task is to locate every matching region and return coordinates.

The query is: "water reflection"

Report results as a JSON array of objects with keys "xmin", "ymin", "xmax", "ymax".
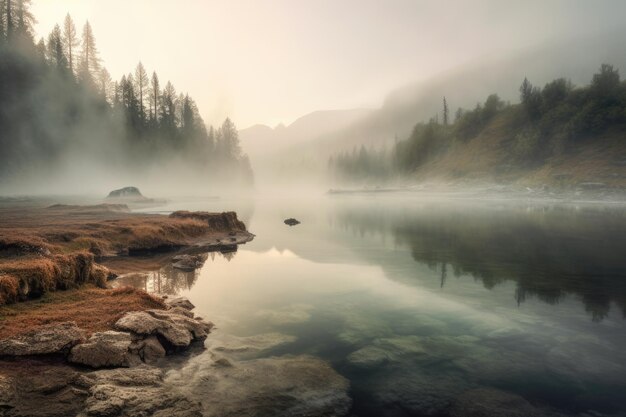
[
  {"xmin": 331, "ymin": 201, "xmax": 626, "ymax": 321},
  {"xmin": 116, "ymin": 251, "xmax": 237, "ymax": 295}
]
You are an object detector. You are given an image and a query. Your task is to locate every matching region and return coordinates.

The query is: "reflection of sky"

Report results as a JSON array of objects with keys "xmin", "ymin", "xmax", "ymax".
[
  {"xmin": 131, "ymin": 196, "xmax": 626, "ymax": 414},
  {"xmin": 175, "ymin": 247, "xmax": 626, "ymax": 412}
]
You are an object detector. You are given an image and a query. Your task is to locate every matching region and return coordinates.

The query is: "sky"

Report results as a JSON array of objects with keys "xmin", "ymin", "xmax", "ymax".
[{"xmin": 31, "ymin": 0, "xmax": 626, "ymax": 129}]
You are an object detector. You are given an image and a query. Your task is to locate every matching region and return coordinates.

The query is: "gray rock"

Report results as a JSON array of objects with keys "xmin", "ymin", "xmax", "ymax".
[
  {"xmin": 0, "ymin": 322, "xmax": 84, "ymax": 356},
  {"xmin": 165, "ymin": 296, "xmax": 196, "ymax": 311},
  {"xmin": 106, "ymin": 186, "xmax": 143, "ymax": 199},
  {"xmin": 77, "ymin": 366, "xmax": 202, "ymax": 417},
  {"xmin": 167, "ymin": 354, "xmax": 351, "ymax": 417},
  {"xmin": 133, "ymin": 335, "xmax": 166, "ymax": 364},
  {"xmin": 115, "ymin": 309, "xmax": 212, "ymax": 349},
  {"xmin": 284, "ymin": 218, "xmax": 301, "ymax": 226},
  {"xmin": 69, "ymin": 331, "xmax": 141, "ymax": 368},
  {"xmin": 171, "ymin": 254, "xmax": 207, "ymax": 271}
]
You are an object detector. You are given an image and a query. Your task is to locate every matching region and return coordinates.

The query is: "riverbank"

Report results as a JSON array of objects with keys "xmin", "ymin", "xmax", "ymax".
[{"xmin": 0, "ymin": 203, "xmax": 253, "ymax": 305}]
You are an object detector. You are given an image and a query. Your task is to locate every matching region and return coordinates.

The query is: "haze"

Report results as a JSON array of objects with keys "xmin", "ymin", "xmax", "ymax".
[{"xmin": 32, "ymin": 0, "xmax": 626, "ymax": 128}]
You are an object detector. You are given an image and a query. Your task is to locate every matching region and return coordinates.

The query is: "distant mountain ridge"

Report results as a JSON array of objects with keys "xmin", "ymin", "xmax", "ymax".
[{"xmin": 239, "ymin": 109, "xmax": 373, "ymax": 163}]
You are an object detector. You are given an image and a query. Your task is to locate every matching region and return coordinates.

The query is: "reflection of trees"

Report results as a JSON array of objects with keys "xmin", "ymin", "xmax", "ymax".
[
  {"xmin": 115, "ymin": 250, "xmax": 236, "ymax": 295},
  {"xmin": 335, "ymin": 204, "xmax": 626, "ymax": 321}
]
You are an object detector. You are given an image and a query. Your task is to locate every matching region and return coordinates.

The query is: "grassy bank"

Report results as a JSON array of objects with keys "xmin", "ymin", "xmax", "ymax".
[{"xmin": 0, "ymin": 203, "xmax": 248, "ymax": 306}]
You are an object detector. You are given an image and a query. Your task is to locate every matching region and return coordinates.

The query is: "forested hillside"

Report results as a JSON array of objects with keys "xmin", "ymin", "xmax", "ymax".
[
  {"xmin": 0, "ymin": 0, "xmax": 252, "ymax": 193},
  {"xmin": 330, "ymin": 65, "xmax": 626, "ymax": 188}
]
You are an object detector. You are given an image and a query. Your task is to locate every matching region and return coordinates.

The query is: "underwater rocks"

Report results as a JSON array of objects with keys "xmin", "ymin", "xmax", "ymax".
[
  {"xmin": 77, "ymin": 366, "xmax": 203, "ymax": 417},
  {"xmin": 167, "ymin": 354, "xmax": 351, "ymax": 417},
  {"xmin": 0, "ymin": 322, "xmax": 85, "ymax": 356}
]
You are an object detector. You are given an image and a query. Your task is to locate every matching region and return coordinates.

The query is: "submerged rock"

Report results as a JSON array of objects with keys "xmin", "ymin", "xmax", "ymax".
[
  {"xmin": 77, "ymin": 366, "xmax": 202, "ymax": 417},
  {"xmin": 115, "ymin": 309, "xmax": 213, "ymax": 350},
  {"xmin": 0, "ymin": 322, "xmax": 84, "ymax": 356},
  {"xmin": 284, "ymin": 218, "xmax": 301, "ymax": 226},
  {"xmin": 68, "ymin": 331, "xmax": 141, "ymax": 368},
  {"xmin": 167, "ymin": 354, "xmax": 351, "ymax": 417}
]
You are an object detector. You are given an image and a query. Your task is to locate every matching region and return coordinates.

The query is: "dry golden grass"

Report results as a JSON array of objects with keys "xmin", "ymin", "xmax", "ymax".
[
  {"xmin": 0, "ymin": 285, "xmax": 165, "ymax": 339},
  {"xmin": 0, "ymin": 204, "xmax": 248, "ymax": 307}
]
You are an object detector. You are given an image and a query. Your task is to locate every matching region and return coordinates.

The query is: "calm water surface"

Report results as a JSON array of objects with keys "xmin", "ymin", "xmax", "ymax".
[{"xmin": 129, "ymin": 194, "xmax": 626, "ymax": 416}]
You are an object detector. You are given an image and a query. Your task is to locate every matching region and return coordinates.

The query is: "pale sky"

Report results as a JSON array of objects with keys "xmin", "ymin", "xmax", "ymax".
[{"xmin": 31, "ymin": 0, "xmax": 626, "ymax": 128}]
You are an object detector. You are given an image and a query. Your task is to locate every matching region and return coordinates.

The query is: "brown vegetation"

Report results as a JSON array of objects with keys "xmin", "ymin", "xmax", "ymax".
[
  {"xmin": 0, "ymin": 286, "xmax": 165, "ymax": 339},
  {"xmin": 0, "ymin": 204, "xmax": 248, "ymax": 306}
]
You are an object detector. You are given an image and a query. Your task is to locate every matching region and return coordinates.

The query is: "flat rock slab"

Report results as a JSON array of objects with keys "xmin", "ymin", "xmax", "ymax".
[
  {"xmin": 69, "ymin": 331, "xmax": 141, "ymax": 368},
  {"xmin": 76, "ymin": 366, "xmax": 202, "ymax": 417},
  {"xmin": 115, "ymin": 309, "xmax": 212, "ymax": 349},
  {"xmin": 167, "ymin": 354, "xmax": 351, "ymax": 417},
  {"xmin": 0, "ymin": 322, "xmax": 84, "ymax": 356}
]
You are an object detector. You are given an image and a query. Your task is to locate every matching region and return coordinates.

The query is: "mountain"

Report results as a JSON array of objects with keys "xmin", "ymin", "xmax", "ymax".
[{"xmin": 239, "ymin": 109, "xmax": 373, "ymax": 163}]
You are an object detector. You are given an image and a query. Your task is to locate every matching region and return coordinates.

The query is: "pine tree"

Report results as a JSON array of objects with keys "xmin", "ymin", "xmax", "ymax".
[
  {"xmin": 15, "ymin": 0, "xmax": 34, "ymax": 42},
  {"xmin": 149, "ymin": 72, "xmax": 160, "ymax": 124},
  {"xmin": 78, "ymin": 21, "xmax": 100, "ymax": 83},
  {"xmin": 134, "ymin": 62, "xmax": 148, "ymax": 123},
  {"xmin": 62, "ymin": 14, "xmax": 78, "ymax": 75},
  {"xmin": 443, "ymin": 96, "xmax": 449, "ymax": 126},
  {"xmin": 47, "ymin": 24, "xmax": 67, "ymax": 70},
  {"xmin": 97, "ymin": 67, "xmax": 112, "ymax": 102}
]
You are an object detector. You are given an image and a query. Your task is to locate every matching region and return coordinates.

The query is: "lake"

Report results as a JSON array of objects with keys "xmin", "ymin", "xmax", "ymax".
[{"xmin": 124, "ymin": 193, "xmax": 626, "ymax": 416}]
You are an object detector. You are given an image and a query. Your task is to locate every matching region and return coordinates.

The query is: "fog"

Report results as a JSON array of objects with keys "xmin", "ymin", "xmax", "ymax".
[{"xmin": 1, "ymin": 1, "xmax": 626, "ymax": 196}]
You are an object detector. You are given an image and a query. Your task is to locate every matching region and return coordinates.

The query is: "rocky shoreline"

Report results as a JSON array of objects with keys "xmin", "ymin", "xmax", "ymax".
[{"xmin": 0, "ymin": 295, "xmax": 352, "ymax": 417}]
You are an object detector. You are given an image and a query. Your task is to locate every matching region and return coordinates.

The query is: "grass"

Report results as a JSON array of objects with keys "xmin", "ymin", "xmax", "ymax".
[
  {"xmin": 0, "ymin": 204, "xmax": 247, "ymax": 306},
  {"xmin": 0, "ymin": 285, "xmax": 166, "ymax": 339}
]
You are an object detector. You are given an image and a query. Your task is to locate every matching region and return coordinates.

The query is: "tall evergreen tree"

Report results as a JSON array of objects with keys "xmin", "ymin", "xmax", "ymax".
[
  {"xmin": 62, "ymin": 14, "xmax": 78, "ymax": 75},
  {"xmin": 442, "ymin": 96, "xmax": 449, "ymax": 126},
  {"xmin": 149, "ymin": 71, "xmax": 160, "ymax": 124},
  {"xmin": 46, "ymin": 24, "xmax": 67, "ymax": 70},
  {"xmin": 78, "ymin": 20, "xmax": 99, "ymax": 83},
  {"xmin": 97, "ymin": 67, "xmax": 112, "ymax": 101},
  {"xmin": 134, "ymin": 62, "xmax": 148, "ymax": 123}
]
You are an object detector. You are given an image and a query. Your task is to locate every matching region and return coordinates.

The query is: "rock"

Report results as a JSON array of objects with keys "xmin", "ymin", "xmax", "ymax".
[
  {"xmin": 0, "ymin": 364, "xmax": 89, "ymax": 417},
  {"xmin": 166, "ymin": 354, "xmax": 351, "ymax": 417},
  {"xmin": 284, "ymin": 218, "xmax": 301, "ymax": 226},
  {"xmin": 0, "ymin": 322, "xmax": 84, "ymax": 356},
  {"xmin": 171, "ymin": 254, "xmax": 207, "ymax": 271},
  {"xmin": 134, "ymin": 336, "xmax": 166, "ymax": 364},
  {"xmin": 115, "ymin": 309, "xmax": 212, "ymax": 350},
  {"xmin": 106, "ymin": 186, "xmax": 143, "ymax": 199},
  {"xmin": 164, "ymin": 296, "xmax": 195, "ymax": 311},
  {"xmin": 76, "ymin": 366, "xmax": 202, "ymax": 417},
  {"xmin": 68, "ymin": 331, "xmax": 141, "ymax": 368}
]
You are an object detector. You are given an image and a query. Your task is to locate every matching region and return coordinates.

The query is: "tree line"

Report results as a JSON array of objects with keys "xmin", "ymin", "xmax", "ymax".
[
  {"xmin": 0, "ymin": 1, "xmax": 252, "ymax": 187},
  {"xmin": 329, "ymin": 64, "xmax": 626, "ymax": 183}
]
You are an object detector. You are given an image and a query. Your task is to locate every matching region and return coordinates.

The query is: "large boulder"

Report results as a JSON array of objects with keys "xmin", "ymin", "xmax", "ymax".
[
  {"xmin": 0, "ymin": 322, "xmax": 84, "ymax": 356},
  {"xmin": 68, "ymin": 331, "xmax": 141, "ymax": 368},
  {"xmin": 449, "ymin": 388, "xmax": 545, "ymax": 417},
  {"xmin": 106, "ymin": 186, "xmax": 143, "ymax": 199},
  {"xmin": 115, "ymin": 309, "xmax": 213, "ymax": 350}
]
